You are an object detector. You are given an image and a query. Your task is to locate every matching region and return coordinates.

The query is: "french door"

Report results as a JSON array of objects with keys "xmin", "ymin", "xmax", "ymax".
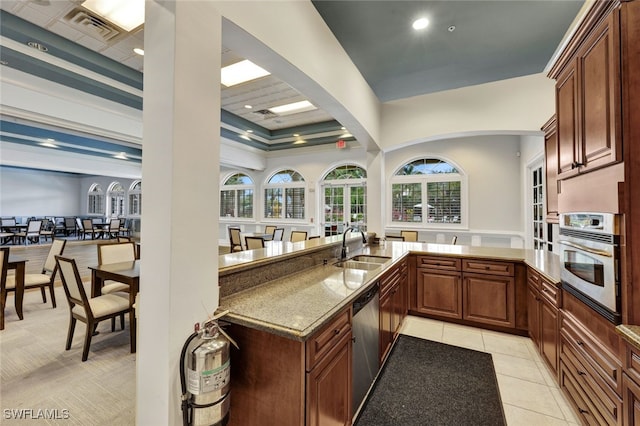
[{"xmin": 323, "ymin": 183, "xmax": 366, "ymax": 236}]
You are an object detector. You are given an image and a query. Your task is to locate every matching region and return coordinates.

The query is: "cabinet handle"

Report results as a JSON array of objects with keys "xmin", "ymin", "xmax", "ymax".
[
  {"xmin": 577, "ymin": 340, "xmax": 584, "ymax": 346},
  {"xmin": 542, "ymin": 287, "xmax": 548, "ymax": 292},
  {"xmin": 351, "ymin": 336, "xmax": 356, "ymax": 343},
  {"xmin": 578, "ymin": 371, "xmax": 586, "ymax": 376},
  {"xmin": 485, "ymin": 266, "xmax": 490, "ymax": 270},
  {"xmin": 334, "ymin": 329, "xmax": 341, "ymax": 335},
  {"xmin": 579, "ymin": 408, "xmax": 589, "ymax": 414}
]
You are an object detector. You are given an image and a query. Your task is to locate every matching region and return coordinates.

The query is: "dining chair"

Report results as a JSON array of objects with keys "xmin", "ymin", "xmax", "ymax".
[
  {"xmin": 400, "ymin": 230, "xmax": 419, "ymax": 242},
  {"xmin": 97, "ymin": 242, "xmax": 137, "ymax": 295},
  {"xmin": 290, "ymin": 231, "xmax": 308, "ymax": 242},
  {"xmin": 81, "ymin": 219, "xmax": 98, "ymax": 240},
  {"xmin": 264, "ymin": 225, "xmax": 277, "ymax": 237},
  {"xmin": 15, "ymin": 219, "xmax": 42, "ymax": 245},
  {"xmin": 0, "ymin": 247, "xmax": 9, "ymax": 330},
  {"xmin": 229, "ymin": 227, "xmax": 243, "ymax": 252},
  {"xmin": 4, "ymin": 238, "xmax": 66, "ymax": 310},
  {"xmin": 55, "ymin": 255, "xmax": 131, "ymax": 361},
  {"xmin": 245, "ymin": 236, "xmax": 265, "ymax": 250},
  {"xmin": 40, "ymin": 218, "xmax": 54, "ymax": 242},
  {"xmin": 308, "ymin": 236, "xmax": 321, "ymax": 240},
  {"xmin": 107, "ymin": 219, "xmax": 121, "ymax": 239},
  {"xmin": 385, "ymin": 235, "xmax": 405, "ymax": 242},
  {"xmin": 119, "ymin": 218, "xmax": 131, "ymax": 237},
  {"xmin": 75, "ymin": 217, "xmax": 83, "ymax": 238},
  {"xmin": 272, "ymin": 228, "xmax": 285, "ymax": 241}
]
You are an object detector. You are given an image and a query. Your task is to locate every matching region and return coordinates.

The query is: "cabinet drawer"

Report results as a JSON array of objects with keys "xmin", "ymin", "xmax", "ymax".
[
  {"xmin": 306, "ymin": 308, "xmax": 351, "ymax": 371},
  {"xmin": 560, "ymin": 360, "xmax": 615, "ymax": 426},
  {"xmin": 462, "ymin": 259, "xmax": 514, "ymax": 277},
  {"xmin": 527, "ymin": 268, "xmax": 542, "ymax": 291},
  {"xmin": 380, "ymin": 265, "xmax": 402, "ymax": 296},
  {"xmin": 561, "ymin": 335, "xmax": 622, "ymax": 425},
  {"xmin": 560, "ymin": 312, "xmax": 622, "ymax": 395},
  {"xmin": 624, "ymin": 342, "xmax": 640, "ymax": 386},
  {"xmin": 539, "ymin": 277, "xmax": 561, "ymax": 308},
  {"xmin": 416, "ymin": 256, "xmax": 460, "ymax": 272}
]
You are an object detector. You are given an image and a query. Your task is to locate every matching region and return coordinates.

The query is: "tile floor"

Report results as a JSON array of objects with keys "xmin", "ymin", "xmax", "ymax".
[{"xmin": 399, "ymin": 315, "xmax": 581, "ymax": 426}]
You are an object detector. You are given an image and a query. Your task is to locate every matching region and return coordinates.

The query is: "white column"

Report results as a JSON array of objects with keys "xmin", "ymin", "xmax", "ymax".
[
  {"xmin": 138, "ymin": 1, "xmax": 221, "ymax": 424},
  {"xmin": 366, "ymin": 150, "xmax": 384, "ymax": 235}
]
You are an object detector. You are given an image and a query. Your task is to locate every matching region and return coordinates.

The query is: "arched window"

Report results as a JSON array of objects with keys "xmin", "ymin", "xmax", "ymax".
[
  {"xmin": 390, "ymin": 158, "xmax": 466, "ymax": 226},
  {"xmin": 88, "ymin": 184, "xmax": 104, "ymax": 215},
  {"xmin": 322, "ymin": 164, "xmax": 367, "ymax": 235},
  {"xmin": 264, "ymin": 169, "xmax": 305, "ymax": 220},
  {"xmin": 107, "ymin": 182, "xmax": 125, "ymax": 218},
  {"xmin": 128, "ymin": 181, "xmax": 142, "ymax": 216},
  {"xmin": 220, "ymin": 173, "xmax": 254, "ymax": 219}
]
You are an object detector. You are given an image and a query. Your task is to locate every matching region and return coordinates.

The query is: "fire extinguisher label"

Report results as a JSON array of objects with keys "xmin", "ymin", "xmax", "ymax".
[{"xmin": 187, "ymin": 360, "xmax": 230, "ymax": 395}]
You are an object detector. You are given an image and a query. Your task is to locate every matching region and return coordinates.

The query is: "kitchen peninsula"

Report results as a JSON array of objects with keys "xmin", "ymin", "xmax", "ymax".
[{"xmin": 218, "ymin": 237, "xmax": 562, "ymax": 425}]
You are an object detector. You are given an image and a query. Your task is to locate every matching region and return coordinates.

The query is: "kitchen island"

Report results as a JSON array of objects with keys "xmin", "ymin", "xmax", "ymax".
[{"xmin": 218, "ymin": 237, "xmax": 562, "ymax": 426}]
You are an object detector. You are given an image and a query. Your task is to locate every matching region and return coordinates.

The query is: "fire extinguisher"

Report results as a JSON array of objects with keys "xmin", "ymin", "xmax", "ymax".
[{"xmin": 180, "ymin": 311, "xmax": 238, "ymax": 426}]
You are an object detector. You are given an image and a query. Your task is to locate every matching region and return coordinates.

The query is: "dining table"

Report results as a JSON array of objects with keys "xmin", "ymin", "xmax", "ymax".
[
  {"xmin": 88, "ymin": 260, "xmax": 140, "ymax": 352},
  {"xmin": 1, "ymin": 256, "xmax": 27, "ymax": 330}
]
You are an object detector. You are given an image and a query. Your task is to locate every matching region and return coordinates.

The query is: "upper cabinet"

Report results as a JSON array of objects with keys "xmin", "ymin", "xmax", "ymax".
[
  {"xmin": 542, "ymin": 116, "xmax": 559, "ymax": 223},
  {"xmin": 549, "ymin": 1, "xmax": 623, "ymax": 180}
]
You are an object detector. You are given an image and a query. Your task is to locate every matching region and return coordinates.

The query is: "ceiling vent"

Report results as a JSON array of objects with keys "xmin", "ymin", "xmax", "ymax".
[
  {"xmin": 63, "ymin": 8, "xmax": 122, "ymax": 43},
  {"xmin": 253, "ymin": 109, "xmax": 278, "ymax": 118}
]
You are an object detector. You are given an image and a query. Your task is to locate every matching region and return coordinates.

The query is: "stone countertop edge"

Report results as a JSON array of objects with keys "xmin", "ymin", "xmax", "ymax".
[
  {"xmin": 219, "ymin": 242, "xmax": 563, "ymax": 342},
  {"xmin": 616, "ymin": 324, "xmax": 640, "ymax": 350}
]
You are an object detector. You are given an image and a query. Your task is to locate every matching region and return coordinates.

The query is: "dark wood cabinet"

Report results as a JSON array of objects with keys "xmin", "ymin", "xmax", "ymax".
[
  {"xmin": 463, "ymin": 273, "xmax": 515, "ymax": 328},
  {"xmin": 414, "ymin": 256, "xmax": 462, "ymax": 320},
  {"xmin": 542, "ymin": 116, "xmax": 559, "ymax": 223},
  {"xmin": 379, "ymin": 259, "xmax": 408, "ymax": 363},
  {"xmin": 528, "ymin": 268, "xmax": 560, "ymax": 377},
  {"xmin": 622, "ymin": 373, "xmax": 640, "ymax": 426},
  {"xmin": 551, "ymin": 2, "xmax": 622, "ymax": 181}
]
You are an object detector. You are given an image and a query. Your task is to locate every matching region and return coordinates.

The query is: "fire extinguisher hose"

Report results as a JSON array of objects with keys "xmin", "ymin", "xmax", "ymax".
[{"xmin": 180, "ymin": 331, "xmax": 200, "ymax": 426}]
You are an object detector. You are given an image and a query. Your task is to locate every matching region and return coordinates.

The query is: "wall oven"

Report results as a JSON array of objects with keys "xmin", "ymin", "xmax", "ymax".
[{"xmin": 558, "ymin": 212, "xmax": 621, "ymax": 324}]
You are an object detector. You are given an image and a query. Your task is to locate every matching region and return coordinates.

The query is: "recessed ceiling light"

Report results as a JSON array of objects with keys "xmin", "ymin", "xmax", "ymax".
[
  {"xmin": 40, "ymin": 141, "xmax": 57, "ymax": 148},
  {"xmin": 244, "ymin": 105, "xmax": 253, "ymax": 109},
  {"xmin": 240, "ymin": 135, "xmax": 251, "ymax": 141},
  {"xmin": 221, "ymin": 60, "xmax": 270, "ymax": 87},
  {"xmin": 412, "ymin": 17, "xmax": 430, "ymax": 30},
  {"xmin": 293, "ymin": 140, "xmax": 306, "ymax": 145},
  {"xmin": 82, "ymin": 0, "xmax": 145, "ymax": 32},
  {"xmin": 268, "ymin": 100, "xmax": 316, "ymax": 116},
  {"xmin": 133, "ymin": 47, "xmax": 144, "ymax": 56},
  {"xmin": 293, "ymin": 133, "xmax": 300, "ymax": 137},
  {"xmin": 114, "ymin": 152, "xmax": 128, "ymax": 159},
  {"xmin": 448, "ymin": 25, "xmax": 456, "ymax": 32},
  {"xmin": 341, "ymin": 133, "xmax": 353, "ymax": 138},
  {"xmin": 246, "ymin": 129, "xmax": 253, "ymax": 133},
  {"xmin": 340, "ymin": 127, "xmax": 346, "ymax": 130},
  {"xmin": 27, "ymin": 41, "xmax": 48, "ymax": 52}
]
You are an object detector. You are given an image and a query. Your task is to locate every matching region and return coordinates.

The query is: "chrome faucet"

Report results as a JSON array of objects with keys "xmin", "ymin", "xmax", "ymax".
[{"xmin": 341, "ymin": 226, "xmax": 367, "ymax": 260}]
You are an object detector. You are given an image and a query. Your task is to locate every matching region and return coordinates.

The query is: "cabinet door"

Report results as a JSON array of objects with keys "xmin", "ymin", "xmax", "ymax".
[
  {"xmin": 379, "ymin": 291, "xmax": 394, "ymax": 363},
  {"xmin": 528, "ymin": 286, "xmax": 541, "ymax": 345},
  {"xmin": 306, "ymin": 332, "xmax": 352, "ymax": 426},
  {"xmin": 623, "ymin": 373, "xmax": 640, "ymax": 426},
  {"xmin": 463, "ymin": 273, "xmax": 515, "ymax": 328},
  {"xmin": 578, "ymin": 9, "xmax": 621, "ymax": 174},
  {"xmin": 556, "ymin": 65, "xmax": 580, "ymax": 178},
  {"xmin": 391, "ymin": 282, "xmax": 404, "ymax": 335},
  {"xmin": 540, "ymin": 298, "xmax": 559, "ymax": 376},
  {"xmin": 415, "ymin": 269, "xmax": 462, "ymax": 319},
  {"xmin": 543, "ymin": 117, "xmax": 559, "ymax": 222}
]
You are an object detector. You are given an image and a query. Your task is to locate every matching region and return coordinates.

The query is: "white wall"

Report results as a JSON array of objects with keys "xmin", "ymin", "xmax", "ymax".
[{"xmin": 0, "ymin": 166, "xmax": 81, "ymax": 216}]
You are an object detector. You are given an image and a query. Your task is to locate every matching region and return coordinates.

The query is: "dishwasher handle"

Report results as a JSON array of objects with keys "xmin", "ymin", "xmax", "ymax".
[{"xmin": 353, "ymin": 282, "xmax": 379, "ymax": 316}]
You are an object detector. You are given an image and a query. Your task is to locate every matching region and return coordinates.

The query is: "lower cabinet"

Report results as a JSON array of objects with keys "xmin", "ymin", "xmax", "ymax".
[
  {"xmin": 527, "ymin": 268, "xmax": 560, "ymax": 377},
  {"xmin": 622, "ymin": 373, "xmax": 640, "ymax": 426},
  {"xmin": 462, "ymin": 273, "xmax": 515, "ymax": 328},
  {"xmin": 380, "ymin": 259, "xmax": 408, "ymax": 363}
]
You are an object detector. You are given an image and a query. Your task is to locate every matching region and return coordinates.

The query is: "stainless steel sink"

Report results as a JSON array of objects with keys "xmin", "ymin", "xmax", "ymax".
[
  {"xmin": 333, "ymin": 260, "xmax": 383, "ymax": 271},
  {"xmin": 349, "ymin": 255, "xmax": 391, "ymax": 264}
]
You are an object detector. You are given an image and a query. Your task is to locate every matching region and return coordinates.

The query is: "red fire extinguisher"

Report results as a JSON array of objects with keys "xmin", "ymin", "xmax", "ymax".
[{"xmin": 180, "ymin": 311, "xmax": 237, "ymax": 426}]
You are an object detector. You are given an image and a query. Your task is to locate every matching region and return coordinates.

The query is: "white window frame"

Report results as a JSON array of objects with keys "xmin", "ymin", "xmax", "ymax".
[
  {"xmin": 220, "ymin": 172, "xmax": 255, "ymax": 221},
  {"xmin": 263, "ymin": 169, "xmax": 307, "ymax": 222},
  {"xmin": 128, "ymin": 180, "xmax": 142, "ymax": 217},
  {"xmin": 388, "ymin": 157, "xmax": 469, "ymax": 230},
  {"xmin": 320, "ymin": 163, "xmax": 367, "ymax": 234},
  {"xmin": 107, "ymin": 182, "xmax": 125, "ymax": 218},
  {"xmin": 87, "ymin": 183, "xmax": 105, "ymax": 215}
]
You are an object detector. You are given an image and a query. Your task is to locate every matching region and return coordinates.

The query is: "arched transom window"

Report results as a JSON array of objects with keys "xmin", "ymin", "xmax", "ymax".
[
  {"xmin": 88, "ymin": 183, "xmax": 104, "ymax": 215},
  {"xmin": 264, "ymin": 169, "xmax": 305, "ymax": 220},
  {"xmin": 220, "ymin": 173, "xmax": 254, "ymax": 219},
  {"xmin": 128, "ymin": 180, "xmax": 142, "ymax": 216},
  {"xmin": 390, "ymin": 158, "xmax": 466, "ymax": 226}
]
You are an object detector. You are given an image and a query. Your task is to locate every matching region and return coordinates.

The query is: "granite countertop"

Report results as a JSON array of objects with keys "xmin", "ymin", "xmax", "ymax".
[
  {"xmin": 219, "ymin": 240, "xmax": 563, "ymax": 342},
  {"xmin": 616, "ymin": 324, "xmax": 640, "ymax": 350}
]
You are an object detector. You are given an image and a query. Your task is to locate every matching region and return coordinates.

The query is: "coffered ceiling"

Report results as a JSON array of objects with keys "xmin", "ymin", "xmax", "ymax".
[{"xmin": 0, "ymin": 0, "xmax": 585, "ymax": 162}]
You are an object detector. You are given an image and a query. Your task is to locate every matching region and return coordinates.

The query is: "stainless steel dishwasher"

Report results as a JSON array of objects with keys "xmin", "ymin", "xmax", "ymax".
[{"xmin": 352, "ymin": 282, "xmax": 380, "ymax": 416}]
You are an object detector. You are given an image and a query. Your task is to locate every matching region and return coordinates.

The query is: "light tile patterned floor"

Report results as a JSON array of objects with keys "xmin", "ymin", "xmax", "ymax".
[{"xmin": 400, "ymin": 315, "xmax": 581, "ymax": 426}]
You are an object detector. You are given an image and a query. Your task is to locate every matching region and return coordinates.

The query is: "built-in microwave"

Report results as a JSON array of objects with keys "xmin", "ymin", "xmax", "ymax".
[{"xmin": 558, "ymin": 212, "xmax": 621, "ymax": 324}]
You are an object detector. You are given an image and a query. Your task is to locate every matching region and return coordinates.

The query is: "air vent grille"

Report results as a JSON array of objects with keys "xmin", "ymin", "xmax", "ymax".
[
  {"xmin": 253, "ymin": 109, "xmax": 278, "ymax": 118},
  {"xmin": 559, "ymin": 228, "xmax": 617, "ymax": 245},
  {"xmin": 64, "ymin": 9, "xmax": 122, "ymax": 42}
]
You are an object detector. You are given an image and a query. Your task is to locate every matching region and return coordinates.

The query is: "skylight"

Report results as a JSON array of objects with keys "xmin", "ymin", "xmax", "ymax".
[
  {"xmin": 221, "ymin": 60, "xmax": 271, "ymax": 87},
  {"xmin": 81, "ymin": 0, "xmax": 145, "ymax": 32},
  {"xmin": 268, "ymin": 100, "xmax": 317, "ymax": 116}
]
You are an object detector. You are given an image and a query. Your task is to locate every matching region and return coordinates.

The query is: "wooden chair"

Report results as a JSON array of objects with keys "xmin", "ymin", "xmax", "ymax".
[
  {"xmin": 97, "ymin": 242, "xmax": 137, "ymax": 295},
  {"xmin": 40, "ymin": 218, "xmax": 54, "ymax": 242},
  {"xmin": 119, "ymin": 218, "xmax": 131, "ymax": 237},
  {"xmin": 385, "ymin": 235, "xmax": 405, "ymax": 241},
  {"xmin": 107, "ymin": 219, "xmax": 121, "ymax": 239},
  {"xmin": 264, "ymin": 225, "xmax": 277, "ymax": 237},
  {"xmin": 63, "ymin": 217, "xmax": 76, "ymax": 236},
  {"xmin": 55, "ymin": 255, "xmax": 131, "ymax": 361},
  {"xmin": 4, "ymin": 238, "xmax": 66, "ymax": 309},
  {"xmin": 245, "ymin": 236, "xmax": 265, "ymax": 250},
  {"xmin": 15, "ymin": 219, "xmax": 42, "ymax": 245},
  {"xmin": 0, "ymin": 247, "xmax": 9, "ymax": 330},
  {"xmin": 272, "ymin": 228, "xmax": 285, "ymax": 241},
  {"xmin": 229, "ymin": 227, "xmax": 243, "ymax": 252},
  {"xmin": 308, "ymin": 236, "xmax": 321, "ymax": 240},
  {"xmin": 290, "ymin": 231, "xmax": 308, "ymax": 242},
  {"xmin": 400, "ymin": 230, "xmax": 419, "ymax": 242},
  {"xmin": 81, "ymin": 219, "xmax": 99, "ymax": 240}
]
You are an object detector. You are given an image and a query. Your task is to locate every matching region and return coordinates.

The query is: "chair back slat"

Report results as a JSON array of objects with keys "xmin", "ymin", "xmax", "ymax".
[
  {"xmin": 1, "ymin": 218, "xmax": 16, "ymax": 227},
  {"xmin": 273, "ymin": 228, "xmax": 284, "ymax": 241},
  {"xmin": 290, "ymin": 231, "xmax": 307, "ymax": 242},
  {"xmin": 98, "ymin": 242, "xmax": 136, "ymax": 265},
  {"xmin": 264, "ymin": 225, "xmax": 277, "ymax": 236},
  {"xmin": 44, "ymin": 239, "xmax": 67, "ymax": 273},
  {"xmin": 400, "ymin": 230, "xmax": 419, "ymax": 242},
  {"xmin": 109, "ymin": 219, "xmax": 121, "ymax": 231},
  {"xmin": 27, "ymin": 220, "xmax": 42, "ymax": 233},
  {"xmin": 245, "ymin": 236, "xmax": 265, "ymax": 250},
  {"xmin": 56, "ymin": 256, "xmax": 86, "ymax": 304}
]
